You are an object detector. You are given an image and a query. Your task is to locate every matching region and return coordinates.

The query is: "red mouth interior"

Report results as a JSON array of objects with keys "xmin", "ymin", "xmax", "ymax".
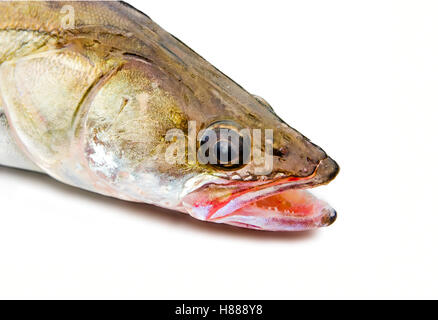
[
  {"xmin": 183, "ymin": 180, "xmax": 336, "ymax": 231},
  {"xmin": 252, "ymin": 189, "xmax": 317, "ymax": 217},
  {"xmin": 219, "ymin": 188, "xmax": 335, "ymax": 230}
]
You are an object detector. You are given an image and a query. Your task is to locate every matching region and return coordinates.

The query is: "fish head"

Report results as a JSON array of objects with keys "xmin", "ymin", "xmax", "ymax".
[
  {"xmin": 174, "ymin": 86, "xmax": 340, "ymax": 231},
  {"xmin": 79, "ymin": 32, "xmax": 339, "ymax": 232}
]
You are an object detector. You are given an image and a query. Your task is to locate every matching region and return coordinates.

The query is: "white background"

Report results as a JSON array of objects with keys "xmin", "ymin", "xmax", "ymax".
[{"xmin": 1, "ymin": 0, "xmax": 437, "ymax": 299}]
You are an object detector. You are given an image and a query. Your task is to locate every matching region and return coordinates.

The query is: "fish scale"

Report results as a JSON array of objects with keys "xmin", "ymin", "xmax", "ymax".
[
  {"xmin": 0, "ymin": 110, "xmax": 41, "ymax": 172},
  {"xmin": 0, "ymin": 29, "xmax": 56, "ymax": 172},
  {"xmin": 0, "ymin": 30, "xmax": 55, "ymax": 63}
]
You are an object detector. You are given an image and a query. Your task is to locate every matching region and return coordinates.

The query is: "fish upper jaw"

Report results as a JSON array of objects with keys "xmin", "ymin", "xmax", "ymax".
[{"xmin": 181, "ymin": 156, "xmax": 339, "ymax": 231}]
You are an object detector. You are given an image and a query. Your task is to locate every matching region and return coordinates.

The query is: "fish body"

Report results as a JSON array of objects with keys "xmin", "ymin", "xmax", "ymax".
[{"xmin": 0, "ymin": 1, "xmax": 339, "ymax": 231}]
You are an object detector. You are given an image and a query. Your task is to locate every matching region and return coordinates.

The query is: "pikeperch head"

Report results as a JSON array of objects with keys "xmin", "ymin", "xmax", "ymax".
[{"xmin": 0, "ymin": 1, "xmax": 339, "ymax": 231}]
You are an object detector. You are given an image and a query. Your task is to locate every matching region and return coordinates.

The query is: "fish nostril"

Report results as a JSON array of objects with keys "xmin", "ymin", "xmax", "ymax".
[{"xmin": 273, "ymin": 147, "xmax": 289, "ymax": 157}]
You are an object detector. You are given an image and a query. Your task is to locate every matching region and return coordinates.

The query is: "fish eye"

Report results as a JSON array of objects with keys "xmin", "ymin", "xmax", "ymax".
[
  {"xmin": 200, "ymin": 121, "xmax": 250, "ymax": 170},
  {"xmin": 213, "ymin": 134, "xmax": 241, "ymax": 168}
]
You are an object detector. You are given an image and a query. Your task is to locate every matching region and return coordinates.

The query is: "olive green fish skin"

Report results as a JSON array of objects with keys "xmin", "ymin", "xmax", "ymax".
[{"xmin": 0, "ymin": 1, "xmax": 339, "ymax": 231}]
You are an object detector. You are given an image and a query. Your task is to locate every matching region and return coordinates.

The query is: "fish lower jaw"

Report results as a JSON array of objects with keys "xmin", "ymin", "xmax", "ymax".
[{"xmin": 183, "ymin": 187, "xmax": 337, "ymax": 232}]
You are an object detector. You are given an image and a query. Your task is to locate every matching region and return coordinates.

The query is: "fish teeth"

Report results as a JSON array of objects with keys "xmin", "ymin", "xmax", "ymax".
[{"xmin": 274, "ymin": 173, "xmax": 286, "ymax": 179}]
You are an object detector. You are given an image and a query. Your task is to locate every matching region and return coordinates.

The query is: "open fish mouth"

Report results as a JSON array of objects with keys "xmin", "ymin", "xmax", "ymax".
[{"xmin": 182, "ymin": 157, "xmax": 339, "ymax": 231}]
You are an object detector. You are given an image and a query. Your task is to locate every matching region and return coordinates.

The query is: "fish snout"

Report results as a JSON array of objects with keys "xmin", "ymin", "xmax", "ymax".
[
  {"xmin": 272, "ymin": 128, "xmax": 339, "ymax": 186},
  {"xmin": 312, "ymin": 156, "xmax": 340, "ymax": 187}
]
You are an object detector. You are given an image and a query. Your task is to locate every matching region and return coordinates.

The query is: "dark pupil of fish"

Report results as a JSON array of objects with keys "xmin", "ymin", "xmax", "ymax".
[
  {"xmin": 200, "ymin": 129, "xmax": 246, "ymax": 169},
  {"xmin": 215, "ymin": 139, "xmax": 238, "ymax": 163}
]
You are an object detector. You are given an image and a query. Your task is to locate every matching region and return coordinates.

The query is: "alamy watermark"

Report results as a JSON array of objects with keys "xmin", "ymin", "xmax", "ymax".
[{"xmin": 60, "ymin": 5, "xmax": 75, "ymax": 30}]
